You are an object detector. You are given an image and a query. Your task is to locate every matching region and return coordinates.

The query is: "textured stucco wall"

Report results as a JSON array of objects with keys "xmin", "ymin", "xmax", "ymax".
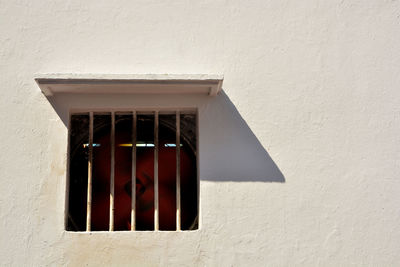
[{"xmin": 1, "ymin": 1, "xmax": 400, "ymax": 266}]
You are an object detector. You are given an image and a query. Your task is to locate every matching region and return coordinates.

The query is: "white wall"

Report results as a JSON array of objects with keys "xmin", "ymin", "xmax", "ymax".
[{"xmin": 1, "ymin": 1, "xmax": 400, "ymax": 266}]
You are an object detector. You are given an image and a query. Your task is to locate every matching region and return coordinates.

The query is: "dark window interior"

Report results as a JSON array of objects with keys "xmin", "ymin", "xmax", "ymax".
[{"xmin": 67, "ymin": 112, "xmax": 198, "ymax": 231}]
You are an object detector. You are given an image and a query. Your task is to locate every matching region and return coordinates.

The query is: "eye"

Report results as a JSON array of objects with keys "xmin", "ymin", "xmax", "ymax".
[{"xmin": 124, "ymin": 178, "xmax": 145, "ymax": 197}]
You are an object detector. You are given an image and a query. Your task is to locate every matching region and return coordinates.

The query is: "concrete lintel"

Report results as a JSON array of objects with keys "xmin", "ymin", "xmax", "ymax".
[{"xmin": 35, "ymin": 74, "xmax": 224, "ymax": 96}]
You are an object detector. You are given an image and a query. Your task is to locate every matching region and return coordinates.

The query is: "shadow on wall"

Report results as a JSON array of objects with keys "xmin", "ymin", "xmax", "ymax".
[
  {"xmin": 44, "ymin": 89, "xmax": 284, "ymax": 183},
  {"xmin": 199, "ymin": 91, "xmax": 284, "ymax": 183}
]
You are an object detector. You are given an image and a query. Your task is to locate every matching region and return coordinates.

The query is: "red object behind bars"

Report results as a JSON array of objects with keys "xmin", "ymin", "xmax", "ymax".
[{"xmin": 91, "ymin": 132, "xmax": 195, "ymax": 231}]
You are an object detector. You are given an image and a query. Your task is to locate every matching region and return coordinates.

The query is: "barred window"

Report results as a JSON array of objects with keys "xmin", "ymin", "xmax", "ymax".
[{"xmin": 67, "ymin": 111, "xmax": 198, "ymax": 231}]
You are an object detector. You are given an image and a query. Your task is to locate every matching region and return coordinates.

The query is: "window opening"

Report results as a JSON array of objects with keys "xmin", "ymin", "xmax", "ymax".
[{"xmin": 67, "ymin": 111, "xmax": 198, "ymax": 231}]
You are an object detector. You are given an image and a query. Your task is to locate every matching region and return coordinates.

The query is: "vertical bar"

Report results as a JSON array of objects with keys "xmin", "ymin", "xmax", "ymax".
[
  {"xmin": 86, "ymin": 112, "xmax": 94, "ymax": 231},
  {"xmin": 131, "ymin": 111, "xmax": 137, "ymax": 231},
  {"xmin": 196, "ymin": 111, "xmax": 200, "ymax": 230},
  {"xmin": 109, "ymin": 112, "xmax": 115, "ymax": 231},
  {"xmin": 154, "ymin": 111, "xmax": 159, "ymax": 231},
  {"xmin": 176, "ymin": 111, "xmax": 181, "ymax": 231}
]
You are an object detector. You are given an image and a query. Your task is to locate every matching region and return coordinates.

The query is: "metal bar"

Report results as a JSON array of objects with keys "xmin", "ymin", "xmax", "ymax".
[
  {"xmin": 131, "ymin": 111, "xmax": 137, "ymax": 231},
  {"xmin": 154, "ymin": 111, "xmax": 159, "ymax": 231},
  {"xmin": 86, "ymin": 112, "xmax": 94, "ymax": 231},
  {"xmin": 176, "ymin": 111, "xmax": 181, "ymax": 231},
  {"xmin": 109, "ymin": 112, "xmax": 115, "ymax": 231}
]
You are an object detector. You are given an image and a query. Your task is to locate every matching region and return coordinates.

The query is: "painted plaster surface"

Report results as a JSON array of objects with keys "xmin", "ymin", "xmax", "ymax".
[{"xmin": 1, "ymin": 0, "xmax": 400, "ymax": 266}]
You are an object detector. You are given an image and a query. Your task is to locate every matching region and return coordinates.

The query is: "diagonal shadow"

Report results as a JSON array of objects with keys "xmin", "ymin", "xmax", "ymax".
[{"xmin": 198, "ymin": 91, "xmax": 285, "ymax": 182}]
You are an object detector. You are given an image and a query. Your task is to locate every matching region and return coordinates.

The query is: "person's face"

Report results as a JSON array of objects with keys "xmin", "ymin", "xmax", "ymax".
[{"xmin": 91, "ymin": 129, "xmax": 196, "ymax": 231}]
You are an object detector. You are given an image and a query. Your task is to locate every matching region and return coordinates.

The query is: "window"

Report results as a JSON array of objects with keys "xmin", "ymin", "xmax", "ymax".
[
  {"xmin": 67, "ymin": 111, "xmax": 198, "ymax": 231},
  {"xmin": 35, "ymin": 74, "xmax": 223, "ymax": 232}
]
